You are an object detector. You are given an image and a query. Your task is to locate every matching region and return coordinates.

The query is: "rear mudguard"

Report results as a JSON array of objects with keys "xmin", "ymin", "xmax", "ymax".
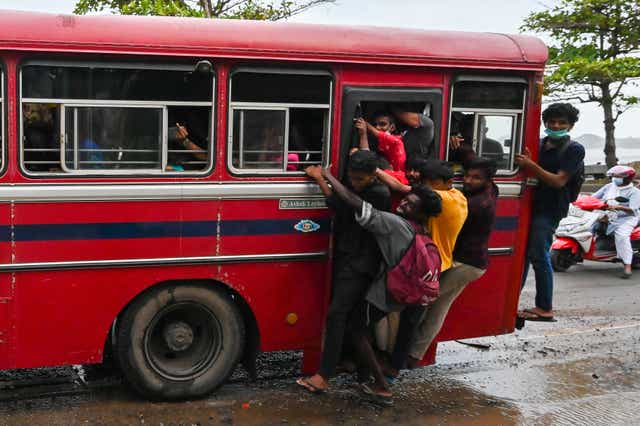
[{"xmin": 552, "ymin": 237, "xmax": 579, "ymax": 254}]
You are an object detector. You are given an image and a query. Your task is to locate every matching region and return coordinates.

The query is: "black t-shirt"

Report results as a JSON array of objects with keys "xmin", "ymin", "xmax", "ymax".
[
  {"xmin": 326, "ymin": 179, "xmax": 391, "ymax": 275},
  {"xmin": 402, "ymin": 114, "xmax": 435, "ymax": 159},
  {"xmin": 533, "ymin": 137, "xmax": 585, "ymax": 221}
]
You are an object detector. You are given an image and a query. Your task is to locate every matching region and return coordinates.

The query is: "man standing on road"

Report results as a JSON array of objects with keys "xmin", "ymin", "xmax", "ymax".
[{"xmin": 516, "ymin": 103, "xmax": 585, "ymax": 322}]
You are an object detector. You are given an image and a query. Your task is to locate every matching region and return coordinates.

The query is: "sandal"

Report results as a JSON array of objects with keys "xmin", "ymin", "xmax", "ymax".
[
  {"xmin": 357, "ymin": 383, "xmax": 394, "ymax": 407},
  {"xmin": 296, "ymin": 377, "xmax": 327, "ymax": 394},
  {"xmin": 518, "ymin": 310, "xmax": 556, "ymax": 322}
]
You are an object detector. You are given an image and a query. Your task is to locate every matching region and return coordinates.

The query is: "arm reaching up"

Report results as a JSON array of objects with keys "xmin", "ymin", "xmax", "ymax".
[
  {"xmin": 354, "ymin": 118, "xmax": 370, "ymax": 151},
  {"xmin": 321, "ymin": 168, "xmax": 364, "ymax": 212},
  {"xmin": 304, "ymin": 165, "xmax": 333, "ymax": 197}
]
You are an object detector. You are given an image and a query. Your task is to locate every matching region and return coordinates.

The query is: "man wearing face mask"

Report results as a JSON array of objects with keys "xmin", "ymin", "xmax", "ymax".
[
  {"xmin": 592, "ymin": 166, "xmax": 640, "ymax": 278},
  {"xmin": 515, "ymin": 103, "xmax": 584, "ymax": 322}
]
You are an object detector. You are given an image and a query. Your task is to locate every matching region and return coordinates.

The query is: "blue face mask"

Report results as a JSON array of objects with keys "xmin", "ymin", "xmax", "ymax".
[
  {"xmin": 613, "ymin": 177, "xmax": 625, "ymax": 186},
  {"xmin": 544, "ymin": 128, "xmax": 569, "ymax": 139}
]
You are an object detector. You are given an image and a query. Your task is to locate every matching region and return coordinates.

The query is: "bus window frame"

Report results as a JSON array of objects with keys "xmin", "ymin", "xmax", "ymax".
[
  {"xmin": 227, "ymin": 67, "xmax": 333, "ymax": 177},
  {"xmin": 446, "ymin": 76, "xmax": 527, "ymax": 176},
  {"xmin": 339, "ymin": 86, "xmax": 443, "ymax": 178},
  {"xmin": 18, "ymin": 59, "xmax": 216, "ymax": 178}
]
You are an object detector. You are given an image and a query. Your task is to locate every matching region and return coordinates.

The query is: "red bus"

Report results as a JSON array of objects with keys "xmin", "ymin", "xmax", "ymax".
[{"xmin": 0, "ymin": 10, "xmax": 547, "ymax": 399}]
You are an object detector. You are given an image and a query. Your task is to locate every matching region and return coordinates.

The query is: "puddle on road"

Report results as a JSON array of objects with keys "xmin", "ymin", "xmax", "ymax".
[
  {"xmin": 0, "ymin": 377, "xmax": 522, "ymax": 425},
  {"xmin": 455, "ymin": 356, "xmax": 640, "ymax": 425},
  {"xmin": 0, "ymin": 355, "xmax": 638, "ymax": 425}
]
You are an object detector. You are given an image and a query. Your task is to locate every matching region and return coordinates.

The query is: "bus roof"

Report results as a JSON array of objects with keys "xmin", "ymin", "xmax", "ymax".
[{"xmin": 0, "ymin": 10, "xmax": 547, "ymax": 70}]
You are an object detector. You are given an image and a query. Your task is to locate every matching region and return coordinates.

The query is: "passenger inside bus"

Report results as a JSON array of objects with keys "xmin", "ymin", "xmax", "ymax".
[
  {"xmin": 353, "ymin": 102, "xmax": 435, "ymax": 165},
  {"xmin": 391, "ymin": 103, "xmax": 435, "ymax": 160},
  {"xmin": 354, "ymin": 112, "xmax": 406, "ymax": 172},
  {"xmin": 166, "ymin": 121, "xmax": 208, "ymax": 172},
  {"xmin": 23, "ymin": 103, "xmax": 60, "ymax": 172}
]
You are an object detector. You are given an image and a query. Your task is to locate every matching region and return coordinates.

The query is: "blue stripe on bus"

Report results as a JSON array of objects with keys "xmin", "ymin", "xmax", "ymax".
[
  {"xmin": 0, "ymin": 216, "xmax": 518, "ymax": 242},
  {"xmin": 0, "ymin": 219, "xmax": 331, "ymax": 242}
]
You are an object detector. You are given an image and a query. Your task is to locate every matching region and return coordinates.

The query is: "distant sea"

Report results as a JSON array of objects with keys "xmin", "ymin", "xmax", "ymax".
[{"xmin": 584, "ymin": 148, "xmax": 640, "ymax": 165}]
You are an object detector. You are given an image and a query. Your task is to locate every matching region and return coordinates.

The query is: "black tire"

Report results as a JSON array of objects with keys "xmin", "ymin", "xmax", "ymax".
[
  {"xmin": 116, "ymin": 284, "xmax": 245, "ymax": 400},
  {"xmin": 551, "ymin": 249, "xmax": 574, "ymax": 272}
]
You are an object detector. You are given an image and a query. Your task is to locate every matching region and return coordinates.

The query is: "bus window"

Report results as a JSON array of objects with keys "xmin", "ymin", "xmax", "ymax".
[
  {"xmin": 448, "ymin": 80, "xmax": 526, "ymax": 173},
  {"xmin": 20, "ymin": 62, "xmax": 214, "ymax": 175},
  {"xmin": 229, "ymin": 71, "xmax": 331, "ymax": 174}
]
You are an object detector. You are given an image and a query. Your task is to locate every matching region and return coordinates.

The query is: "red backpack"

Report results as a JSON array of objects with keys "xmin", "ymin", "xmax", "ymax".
[{"xmin": 386, "ymin": 224, "xmax": 441, "ymax": 306}]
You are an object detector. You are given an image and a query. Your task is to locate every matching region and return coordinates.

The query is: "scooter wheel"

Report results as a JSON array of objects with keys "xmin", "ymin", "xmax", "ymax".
[{"xmin": 551, "ymin": 249, "xmax": 574, "ymax": 272}]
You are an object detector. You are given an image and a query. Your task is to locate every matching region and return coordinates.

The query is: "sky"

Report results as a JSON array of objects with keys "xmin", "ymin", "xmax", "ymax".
[{"xmin": 1, "ymin": 0, "xmax": 639, "ymax": 140}]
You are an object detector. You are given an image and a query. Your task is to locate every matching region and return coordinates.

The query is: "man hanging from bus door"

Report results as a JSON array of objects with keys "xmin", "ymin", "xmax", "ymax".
[
  {"xmin": 392, "ymin": 158, "xmax": 499, "ymax": 375},
  {"xmin": 515, "ymin": 103, "xmax": 585, "ymax": 322},
  {"xmin": 375, "ymin": 160, "xmax": 468, "ymax": 374},
  {"xmin": 297, "ymin": 149, "xmax": 390, "ymax": 394},
  {"xmin": 299, "ymin": 166, "xmax": 442, "ymax": 405}
]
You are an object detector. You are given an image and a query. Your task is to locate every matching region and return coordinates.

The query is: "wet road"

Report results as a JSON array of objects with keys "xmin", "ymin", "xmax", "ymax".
[{"xmin": 0, "ymin": 261, "xmax": 638, "ymax": 425}]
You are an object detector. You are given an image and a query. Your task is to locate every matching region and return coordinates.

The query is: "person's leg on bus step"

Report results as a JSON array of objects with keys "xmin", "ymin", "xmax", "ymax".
[
  {"xmin": 297, "ymin": 259, "xmax": 371, "ymax": 392},
  {"xmin": 520, "ymin": 213, "xmax": 558, "ymax": 319},
  {"xmin": 347, "ymin": 301, "xmax": 392, "ymax": 401},
  {"xmin": 408, "ymin": 263, "xmax": 485, "ymax": 363},
  {"xmin": 388, "ymin": 305, "xmax": 426, "ymax": 375}
]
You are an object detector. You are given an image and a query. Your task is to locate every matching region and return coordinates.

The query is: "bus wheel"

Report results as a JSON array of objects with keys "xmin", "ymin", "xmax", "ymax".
[
  {"xmin": 116, "ymin": 284, "xmax": 245, "ymax": 400},
  {"xmin": 551, "ymin": 249, "xmax": 573, "ymax": 272}
]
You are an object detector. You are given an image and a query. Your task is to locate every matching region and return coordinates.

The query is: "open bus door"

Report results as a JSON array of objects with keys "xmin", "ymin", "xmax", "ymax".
[{"xmin": 431, "ymin": 76, "xmax": 534, "ymax": 361}]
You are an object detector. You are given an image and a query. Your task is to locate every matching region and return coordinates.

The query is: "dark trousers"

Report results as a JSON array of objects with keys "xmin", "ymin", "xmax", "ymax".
[
  {"xmin": 390, "ymin": 305, "xmax": 427, "ymax": 371},
  {"xmin": 318, "ymin": 259, "xmax": 372, "ymax": 379}
]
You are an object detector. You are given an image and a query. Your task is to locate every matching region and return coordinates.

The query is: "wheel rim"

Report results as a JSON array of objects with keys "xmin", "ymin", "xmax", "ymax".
[{"xmin": 143, "ymin": 302, "xmax": 222, "ymax": 381}]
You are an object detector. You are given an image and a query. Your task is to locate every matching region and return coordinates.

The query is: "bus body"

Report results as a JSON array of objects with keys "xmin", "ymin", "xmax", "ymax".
[{"xmin": 0, "ymin": 10, "xmax": 547, "ymax": 398}]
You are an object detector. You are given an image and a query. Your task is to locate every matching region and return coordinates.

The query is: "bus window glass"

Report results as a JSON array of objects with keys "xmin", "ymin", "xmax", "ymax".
[
  {"xmin": 231, "ymin": 73, "xmax": 330, "ymax": 104},
  {"xmin": 476, "ymin": 115, "xmax": 515, "ymax": 170},
  {"xmin": 230, "ymin": 71, "xmax": 331, "ymax": 174},
  {"xmin": 452, "ymin": 81, "xmax": 524, "ymax": 110},
  {"xmin": 448, "ymin": 80, "xmax": 525, "ymax": 173},
  {"xmin": 63, "ymin": 106, "xmax": 163, "ymax": 171},
  {"xmin": 21, "ymin": 63, "xmax": 214, "ymax": 175},
  {"xmin": 232, "ymin": 109, "xmax": 286, "ymax": 170},
  {"xmin": 21, "ymin": 66, "xmax": 212, "ymax": 102}
]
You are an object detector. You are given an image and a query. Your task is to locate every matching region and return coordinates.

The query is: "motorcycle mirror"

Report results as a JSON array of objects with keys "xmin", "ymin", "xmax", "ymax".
[{"xmin": 615, "ymin": 196, "xmax": 629, "ymax": 203}]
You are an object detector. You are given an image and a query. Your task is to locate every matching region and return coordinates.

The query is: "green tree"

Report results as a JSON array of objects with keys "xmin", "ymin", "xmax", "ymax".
[
  {"xmin": 74, "ymin": 0, "xmax": 334, "ymax": 21},
  {"xmin": 522, "ymin": 0, "xmax": 640, "ymax": 167}
]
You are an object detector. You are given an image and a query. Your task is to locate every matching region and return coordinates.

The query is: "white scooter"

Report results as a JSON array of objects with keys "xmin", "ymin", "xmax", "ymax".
[{"xmin": 551, "ymin": 196, "xmax": 640, "ymax": 272}]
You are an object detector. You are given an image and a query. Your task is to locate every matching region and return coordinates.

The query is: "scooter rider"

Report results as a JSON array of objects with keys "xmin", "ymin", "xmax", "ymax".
[{"xmin": 592, "ymin": 165, "xmax": 640, "ymax": 279}]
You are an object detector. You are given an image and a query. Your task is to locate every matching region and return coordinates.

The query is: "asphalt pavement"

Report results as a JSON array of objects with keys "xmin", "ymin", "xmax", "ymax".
[{"xmin": 0, "ymin": 260, "xmax": 638, "ymax": 425}]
